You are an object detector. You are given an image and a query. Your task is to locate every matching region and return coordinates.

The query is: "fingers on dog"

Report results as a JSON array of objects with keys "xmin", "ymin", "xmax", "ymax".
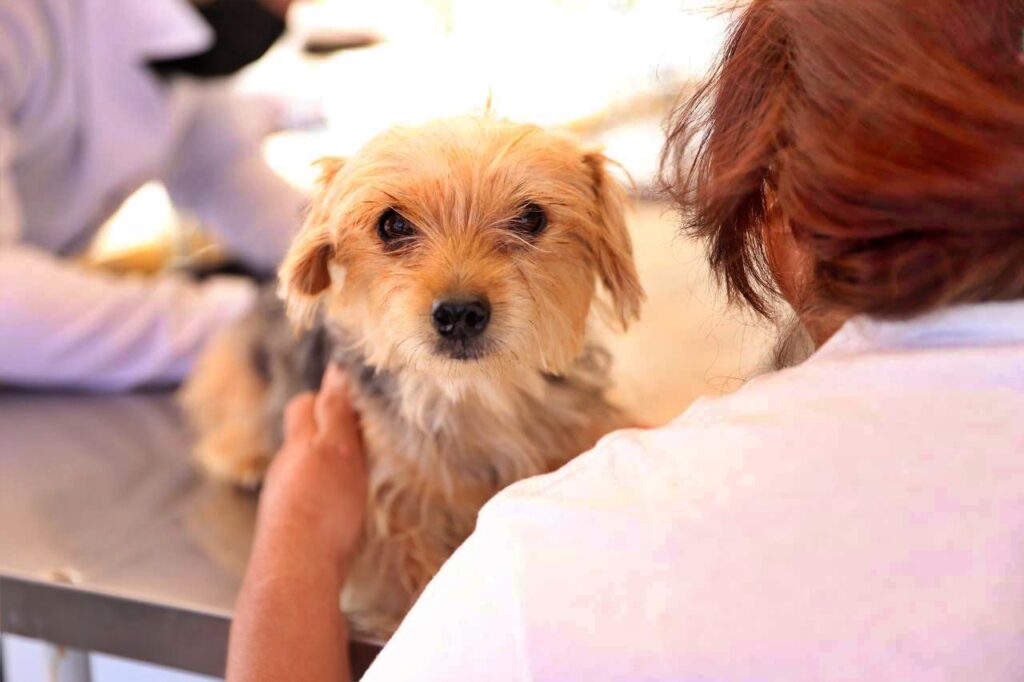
[
  {"xmin": 284, "ymin": 393, "xmax": 317, "ymax": 442},
  {"xmin": 321, "ymin": 363, "xmax": 349, "ymax": 392},
  {"xmin": 317, "ymin": 376, "xmax": 354, "ymax": 423},
  {"xmin": 315, "ymin": 404, "xmax": 361, "ymax": 462},
  {"xmin": 313, "ymin": 366, "xmax": 361, "ymax": 455}
]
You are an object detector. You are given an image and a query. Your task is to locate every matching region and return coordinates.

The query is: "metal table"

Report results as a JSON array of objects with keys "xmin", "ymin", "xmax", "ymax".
[{"xmin": 0, "ymin": 391, "xmax": 380, "ymax": 679}]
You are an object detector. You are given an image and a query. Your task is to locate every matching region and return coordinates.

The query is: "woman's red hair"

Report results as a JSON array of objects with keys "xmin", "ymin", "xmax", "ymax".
[{"xmin": 661, "ymin": 0, "xmax": 1024, "ymax": 318}]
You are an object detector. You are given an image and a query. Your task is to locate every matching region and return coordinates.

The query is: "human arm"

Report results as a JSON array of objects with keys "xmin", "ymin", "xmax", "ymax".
[
  {"xmin": 0, "ymin": 245, "xmax": 257, "ymax": 390},
  {"xmin": 0, "ymin": 9, "xmax": 263, "ymax": 391},
  {"xmin": 227, "ymin": 366, "xmax": 367, "ymax": 682},
  {"xmin": 226, "ymin": 364, "xmax": 522, "ymax": 681},
  {"xmin": 0, "ymin": 137, "xmax": 260, "ymax": 391},
  {"xmin": 161, "ymin": 82, "xmax": 308, "ymax": 274}
]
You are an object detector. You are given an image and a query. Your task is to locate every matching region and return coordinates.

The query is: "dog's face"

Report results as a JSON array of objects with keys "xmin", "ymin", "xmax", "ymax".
[{"xmin": 280, "ymin": 117, "xmax": 643, "ymax": 380}]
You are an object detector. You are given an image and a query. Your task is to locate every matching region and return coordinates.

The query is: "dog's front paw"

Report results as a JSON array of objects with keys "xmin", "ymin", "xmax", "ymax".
[{"xmin": 194, "ymin": 431, "xmax": 272, "ymax": 492}]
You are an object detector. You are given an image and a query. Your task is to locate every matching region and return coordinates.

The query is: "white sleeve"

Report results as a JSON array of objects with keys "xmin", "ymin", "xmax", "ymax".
[
  {"xmin": 362, "ymin": 520, "xmax": 528, "ymax": 682},
  {"xmin": 162, "ymin": 85, "xmax": 307, "ymax": 272},
  {"xmin": 0, "ymin": 245, "xmax": 256, "ymax": 390},
  {"xmin": 0, "ymin": 19, "xmax": 259, "ymax": 391}
]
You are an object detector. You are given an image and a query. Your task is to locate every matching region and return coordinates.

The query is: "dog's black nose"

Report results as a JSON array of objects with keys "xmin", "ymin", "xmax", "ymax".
[{"xmin": 432, "ymin": 298, "xmax": 491, "ymax": 339}]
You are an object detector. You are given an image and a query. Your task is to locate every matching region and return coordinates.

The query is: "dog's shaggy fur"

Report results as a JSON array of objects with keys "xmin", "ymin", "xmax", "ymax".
[{"xmin": 182, "ymin": 116, "xmax": 645, "ymax": 639}]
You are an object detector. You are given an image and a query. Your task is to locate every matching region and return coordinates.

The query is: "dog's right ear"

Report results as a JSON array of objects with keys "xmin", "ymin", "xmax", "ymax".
[
  {"xmin": 582, "ymin": 150, "xmax": 645, "ymax": 331},
  {"xmin": 278, "ymin": 157, "xmax": 347, "ymax": 325}
]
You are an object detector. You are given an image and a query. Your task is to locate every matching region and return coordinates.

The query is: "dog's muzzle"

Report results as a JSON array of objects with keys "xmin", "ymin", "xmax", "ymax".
[{"xmin": 431, "ymin": 297, "xmax": 491, "ymax": 359}]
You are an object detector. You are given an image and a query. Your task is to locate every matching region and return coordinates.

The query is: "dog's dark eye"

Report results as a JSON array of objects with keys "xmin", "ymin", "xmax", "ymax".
[
  {"xmin": 377, "ymin": 209, "xmax": 416, "ymax": 245},
  {"xmin": 509, "ymin": 202, "xmax": 547, "ymax": 236}
]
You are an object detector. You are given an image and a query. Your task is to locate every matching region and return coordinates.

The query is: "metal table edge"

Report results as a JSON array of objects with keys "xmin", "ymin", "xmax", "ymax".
[{"xmin": 0, "ymin": 575, "xmax": 381, "ymax": 678}]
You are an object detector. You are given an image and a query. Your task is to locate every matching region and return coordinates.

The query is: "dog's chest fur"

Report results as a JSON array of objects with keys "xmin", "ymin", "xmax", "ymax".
[{"xmin": 343, "ymin": 334, "xmax": 628, "ymax": 637}]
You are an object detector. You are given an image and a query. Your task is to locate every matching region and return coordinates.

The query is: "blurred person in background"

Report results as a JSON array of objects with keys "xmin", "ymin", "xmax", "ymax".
[
  {"xmin": 227, "ymin": 0, "xmax": 1024, "ymax": 680},
  {"xmin": 0, "ymin": 0, "xmax": 302, "ymax": 390}
]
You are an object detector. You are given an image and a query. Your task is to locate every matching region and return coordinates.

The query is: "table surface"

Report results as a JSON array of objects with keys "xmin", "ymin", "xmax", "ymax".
[{"xmin": 0, "ymin": 391, "xmax": 379, "ymax": 678}]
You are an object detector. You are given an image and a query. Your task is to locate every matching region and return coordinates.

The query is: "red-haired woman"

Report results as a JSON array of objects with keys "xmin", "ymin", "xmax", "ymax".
[{"xmin": 228, "ymin": 2, "xmax": 1024, "ymax": 679}]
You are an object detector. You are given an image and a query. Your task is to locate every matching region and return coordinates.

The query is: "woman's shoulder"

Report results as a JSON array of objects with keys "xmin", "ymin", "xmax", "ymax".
[
  {"xmin": 378, "ymin": 312, "xmax": 1024, "ymax": 679},
  {"xmin": 459, "ymin": 337, "xmax": 1024, "ymax": 677},
  {"xmin": 482, "ymin": 314, "xmax": 1024, "ymax": 533},
  {"xmin": 482, "ymin": 356, "xmax": 872, "ymax": 517}
]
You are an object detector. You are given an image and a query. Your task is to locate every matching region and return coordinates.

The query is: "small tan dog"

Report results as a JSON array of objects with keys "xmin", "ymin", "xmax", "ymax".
[{"xmin": 183, "ymin": 115, "xmax": 644, "ymax": 638}]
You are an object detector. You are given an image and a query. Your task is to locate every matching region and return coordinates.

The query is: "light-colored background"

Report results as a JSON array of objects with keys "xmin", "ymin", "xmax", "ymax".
[{"xmin": 606, "ymin": 202, "xmax": 774, "ymax": 425}]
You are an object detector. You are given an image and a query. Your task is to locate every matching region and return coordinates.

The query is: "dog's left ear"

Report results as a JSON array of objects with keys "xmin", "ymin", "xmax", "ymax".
[
  {"xmin": 277, "ymin": 157, "xmax": 347, "ymax": 325},
  {"xmin": 313, "ymin": 156, "xmax": 346, "ymax": 186},
  {"xmin": 583, "ymin": 150, "xmax": 645, "ymax": 330}
]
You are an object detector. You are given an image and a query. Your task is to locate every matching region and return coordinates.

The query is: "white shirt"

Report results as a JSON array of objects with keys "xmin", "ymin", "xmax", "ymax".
[
  {"xmin": 0, "ymin": 0, "xmax": 305, "ymax": 389},
  {"xmin": 365, "ymin": 300, "xmax": 1024, "ymax": 681}
]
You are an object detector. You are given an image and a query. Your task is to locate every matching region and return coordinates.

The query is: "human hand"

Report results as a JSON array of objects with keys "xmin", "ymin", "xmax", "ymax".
[
  {"xmin": 252, "ymin": 365, "xmax": 367, "ymax": 585},
  {"xmin": 228, "ymin": 365, "xmax": 361, "ymax": 681}
]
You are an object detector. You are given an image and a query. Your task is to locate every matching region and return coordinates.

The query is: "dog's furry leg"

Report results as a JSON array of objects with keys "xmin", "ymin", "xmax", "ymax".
[{"xmin": 181, "ymin": 324, "xmax": 274, "ymax": 490}]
